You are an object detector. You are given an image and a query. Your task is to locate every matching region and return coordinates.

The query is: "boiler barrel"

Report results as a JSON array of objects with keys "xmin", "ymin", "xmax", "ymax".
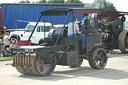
[{"xmin": 104, "ymin": 24, "xmax": 111, "ymax": 32}]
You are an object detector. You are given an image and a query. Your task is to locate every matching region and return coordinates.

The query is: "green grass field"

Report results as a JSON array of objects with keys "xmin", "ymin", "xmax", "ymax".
[{"xmin": 0, "ymin": 56, "xmax": 13, "ymax": 61}]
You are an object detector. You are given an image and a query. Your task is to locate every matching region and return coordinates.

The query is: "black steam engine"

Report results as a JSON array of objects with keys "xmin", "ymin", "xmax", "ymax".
[{"xmin": 97, "ymin": 11, "xmax": 128, "ymax": 53}]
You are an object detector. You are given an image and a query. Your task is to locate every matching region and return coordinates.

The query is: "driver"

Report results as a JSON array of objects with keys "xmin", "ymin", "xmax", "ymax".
[
  {"xmin": 3, "ymin": 31, "xmax": 10, "ymax": 51},
  {"xmin": 68, "ymin": 16, "xmax": 86, "ymax": 49}
]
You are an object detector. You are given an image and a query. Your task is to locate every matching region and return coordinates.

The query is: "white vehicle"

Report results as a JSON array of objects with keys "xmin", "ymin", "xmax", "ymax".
[
  {"xmin": 124, "ymin": 22, "xmax": 128, "ymax": 30},
  {"xmin": 10, "ymin": 22, "xmax": 52, "ymax": 45},
  {"xmin": 53, "ymin": 24, "xmax": 67, "ymax": 28}
]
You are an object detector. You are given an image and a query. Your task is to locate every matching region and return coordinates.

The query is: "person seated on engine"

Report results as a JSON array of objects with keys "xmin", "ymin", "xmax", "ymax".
[
  {"xmin": 3, "ymin": 31, "xmax": 10, "ymax": 51},
  {"xmin": 68, "ymin": 16, "xmax": 86, "ymax": 49},
  {"xmin": 97, "ymin": 18, "xmax": 105, "ymax": 32}
]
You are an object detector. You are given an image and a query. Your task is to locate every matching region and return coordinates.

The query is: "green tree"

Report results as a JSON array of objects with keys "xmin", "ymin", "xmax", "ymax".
[
  {"xmin": 37, "ymin": 0, "xmax": 47, "ymax": 3},
  {"xmin": 93, "ymin": 0, "xmax": 117, "ymax": 22},
  {"xmin": 32, "ymin": 1, "xmax": 36, "ymax": 3},
  {"xmin": 93, "ymin": 0, "xmax": 117, "ymax": 11},
  {"xmin": 0, "ymin": 4, "xmax": 1, "ymax": 7},
  {"xmin": 104, "ymin": 2, "xmax": 116, "ymax": 11},
  {"xmin": 26, "ymin": 0, "xmax": 30, "ymax": 3},
  {"xmin": 47, "ymin": 0, "xmax": 65, "ymax": 3},
  {"xmin": 19, "ymin": 0, "xmax": 30, "ymax": 3},
  {"xmin": 19, "ymin": 0, "xmax": 26, "ymax": 3},
  {"xmin": 66, "ymin": 0, "xmax": 82, "ymax": 3}
]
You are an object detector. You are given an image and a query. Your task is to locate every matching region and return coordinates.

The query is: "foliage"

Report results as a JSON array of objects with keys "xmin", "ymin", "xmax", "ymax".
[
  {"xmin": 66, "ymin": 0, "xmax": 82, "ymax": 3},
  {"xmin": 37, "ymin": 0, "xmax": 47, "ymax": 3},
  {"xmin": 0, "ymin": 4, "xmax": 1, "ymax": 7},
  {"xmin": 103, "ymin": 2, "xmax": 116, "ymax": 11},
  {"xmin": 19, "ymin": 0, "xmax": 30, "ymax": 3},
  {"xmin": 93, "ymin": 0, "xmax": 117, "ymax": 22},
  {"xmin": 47, "ymin": 0, "xmax": 65, "ymax": 3},
  {"xmin": 18, "ymin": 0, "xmax": 82, "ymax": 3},
  {"xmin": 32, "ymin": 1, "xmax": 36, "ymax": 3},
  {"xmin": 93, "ymin": 0, "xmax": 117, "ymax": 11}
]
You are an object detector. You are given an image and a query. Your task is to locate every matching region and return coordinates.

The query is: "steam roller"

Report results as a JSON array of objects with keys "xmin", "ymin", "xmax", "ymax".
[
  {"xmin": 112, "ymin": 18, "xmax": 128, "ymax": 53},
  {"xmin": 10, "ymin": 8, "xmax": 108, "ymax": 76},
  {"xmin": 12, "ymin": 50, "xmax": 56, "ymax": 76}
]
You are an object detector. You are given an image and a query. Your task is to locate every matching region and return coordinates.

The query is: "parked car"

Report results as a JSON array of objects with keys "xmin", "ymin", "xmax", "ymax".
[
  {"xmin": 53, "ymin": 24, "xmax": 67, "ymax": 28},
  {"xmin": 10, "ymin": 22, "xmax": 52, "ymax": 46}
]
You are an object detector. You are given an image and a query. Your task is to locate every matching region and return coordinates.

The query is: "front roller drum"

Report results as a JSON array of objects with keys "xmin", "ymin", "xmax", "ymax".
[
  {"xmin": 13, "ymin": 53, "xmax": 29, "ymax": 75},
  {"xmin": 13, "ymin": 53, "xmax": 56, "ymax": 76},
  {"xmin": 16, "ymin": 68, "xmax": 28, "ymax": 75},
  {"xmin": 118, "ymin": 30, "xmax": 128, "ymax": 53},
  {"xmin": 32, "ymin": 55, "xmax": 56, "ymax": 76},
  {"xmin": 88, "ymin": 46, "xmax": 108, "ymax": 69}
]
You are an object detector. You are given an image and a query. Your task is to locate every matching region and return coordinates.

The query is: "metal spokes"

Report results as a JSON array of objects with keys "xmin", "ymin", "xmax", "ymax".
[{"xmin": 95, "ymin": 50, "xmax": 106, "ymax": 67}]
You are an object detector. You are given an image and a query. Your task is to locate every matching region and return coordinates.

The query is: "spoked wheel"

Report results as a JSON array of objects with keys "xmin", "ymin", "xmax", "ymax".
[
  {"xmin": 70, "ymin": 56, "xmax": 83, "ymax": 67},
  {"xmin": 32, "ymin": 55, "xmax": 56, "ymax": 76},
  {"xmin": 16, "ymin": 68, "xmax": 28, "ymax": 75},
  {"xmin": 88, "ymin": 46, "xmax": 107, "ymax": 69},
  {"xmin": 10, "ymin": 37, "xmax": 18, "ymax": 48},
  {"xmin": 118, "ymin": 30, "xmax": 128, "ymax": 53}
]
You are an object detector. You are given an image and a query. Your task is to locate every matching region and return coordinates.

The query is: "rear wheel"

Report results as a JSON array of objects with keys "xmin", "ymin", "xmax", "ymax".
[
  {"xmin": 118, "ymin": 30, "xmax": 128, "ymax": 53},
  {"xmin": 70, "ymin": 56, "xmax": 83, "ymax": 67},
  {"xmin": 88, "ymin": 46, "xmax": 107, "ymax": 69}
]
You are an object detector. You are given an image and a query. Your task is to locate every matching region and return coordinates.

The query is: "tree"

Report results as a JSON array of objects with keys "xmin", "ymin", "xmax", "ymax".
[
  {"xmin": 19, "ymin": 0, "xmax": 26, "ymax": 3},
  {"xmin": 25, "ymin": 0, "xmax": 30, "ymax": 3},
  {"xmin": 32, "ymin": 1, "xmax": 36, "ymax": 3},
  {"xmin": 37, "ymin": 0, "xmax": 47, "ymax": 3},
  {"xmin": 66, "ymin": 0, "xmax": 82, "ymax": 3},
  {"xmin": 0, "ymin": 4, "xmax": 1, "ymax": 7},
  {"xmin": 93, "ymin": 0, "xmax": 117, "ymax": 22},
  {"xmin": 19, "ymin": 0, "xmax": 30, "ymax": 3},
  {"xmin": 93, "ymin": 0, "xmax": 117, "ymax": 11},
  {"xmin": 104, "ymin": 2, "xmax": 116, "ymax": 11},
  {"xmin": 47, "ymin": 0, "xmax": 65, "ymax": 3}
]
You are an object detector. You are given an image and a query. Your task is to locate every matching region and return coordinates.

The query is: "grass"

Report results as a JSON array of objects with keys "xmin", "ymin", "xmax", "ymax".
[{"xmin": 0, "ymin": 56, "xmax": 13, "ymax": 61}]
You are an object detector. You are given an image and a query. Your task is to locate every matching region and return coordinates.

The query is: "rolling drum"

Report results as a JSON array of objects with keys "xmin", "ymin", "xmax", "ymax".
[
  {"xmin": 16, "ymin": 68, "xmax": 28, "ymax": 75},
  {"xmin": 32, "ymin": 54, "xmax": 56, "ymax": 76},
  {"xmin": 118, "ymin": 30, "xmax": 128, "ymax": 53},
  {"xmin": 14, "ymin": 53, "xmax": 29, "ymax": 75}
]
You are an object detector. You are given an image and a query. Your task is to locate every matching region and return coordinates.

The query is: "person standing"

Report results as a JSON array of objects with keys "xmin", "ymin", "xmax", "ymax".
[{"xmin": 3, "ymin": 31, "xmax": 10, "ymax": 50}]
